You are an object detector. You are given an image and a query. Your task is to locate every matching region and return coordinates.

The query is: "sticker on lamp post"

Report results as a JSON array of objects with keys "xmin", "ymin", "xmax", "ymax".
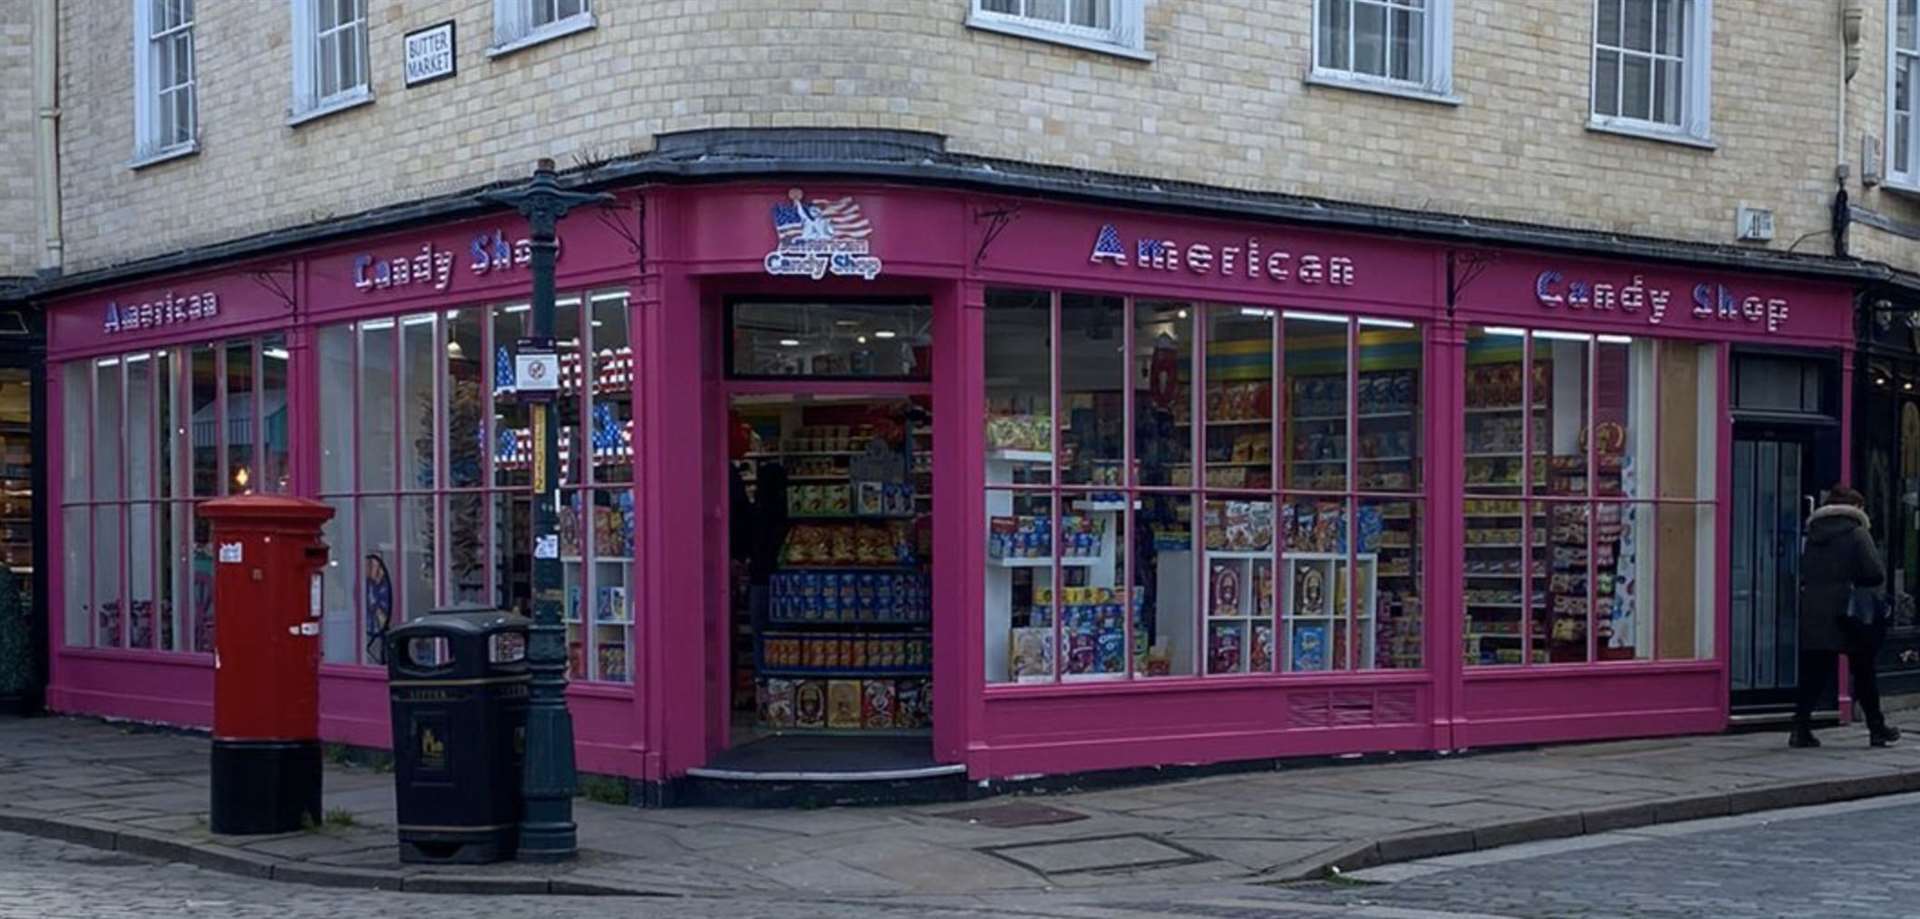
[{"xmin": 514, "ymin": 337, "xmax": 559, "ymax": 401}]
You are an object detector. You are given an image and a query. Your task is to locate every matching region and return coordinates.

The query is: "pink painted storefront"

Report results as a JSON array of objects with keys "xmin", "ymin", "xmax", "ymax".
[{"xmin": 42, "ymin": 180, "xmax": 1856, "ymax": 795}]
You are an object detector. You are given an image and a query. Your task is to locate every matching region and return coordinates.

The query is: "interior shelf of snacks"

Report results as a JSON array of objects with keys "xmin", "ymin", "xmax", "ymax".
[
  {"xmin": 737, "ymin": 412, "xmax": 935, "ymax": 734},
  {"xmin": 0, "ymin": 420, "xmax": 30, "ymax": 577},
  {"xmin": 495, "ymin": 346, "xmax": 635, "ymax": 682},
  {"xmin": 1461, "ymin": 351, "xmax": 1634, "ymax": 665}
]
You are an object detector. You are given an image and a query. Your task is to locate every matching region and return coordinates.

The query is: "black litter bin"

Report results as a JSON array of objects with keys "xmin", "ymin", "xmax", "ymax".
[{"xmin": 387, "ymin": 608, "xmax": 531, "ymax": 864}]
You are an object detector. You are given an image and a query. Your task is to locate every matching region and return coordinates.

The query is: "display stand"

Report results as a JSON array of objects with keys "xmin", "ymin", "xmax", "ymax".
[{"xmin": 983, "ymin": 449, "xmax": 1123, "ymax": 683}]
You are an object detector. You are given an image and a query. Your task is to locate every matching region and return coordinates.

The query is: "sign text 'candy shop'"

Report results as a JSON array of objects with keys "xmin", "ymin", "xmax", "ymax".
[
  {"xmin": 351, "ymin": 228, "xmax": 562, "ymax": 294},
  {"xmin": 1535, "ymin": 270, "xmax": 1791, "ymax": 333}
]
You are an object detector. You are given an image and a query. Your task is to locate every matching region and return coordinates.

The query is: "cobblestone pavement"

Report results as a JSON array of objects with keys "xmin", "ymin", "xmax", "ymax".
[{"xmin": 10, "ymin": 794, "xmax": 1920, "ymax": 918}]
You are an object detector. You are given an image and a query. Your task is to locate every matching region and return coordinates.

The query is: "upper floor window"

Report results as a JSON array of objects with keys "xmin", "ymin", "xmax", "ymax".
[
  {"xmin": 492, "ymin": 0, "xmax": 595, "ymax": 55},
  {"xmin": 1312, "ymin": 0, "xmax": 1455, "ymax": 100},
  {"xmin": 291, "ymin": 0, "xmax": 370, "ymax": 123},
  {"xmin": 132, "ymin": 0, "xmax": 196, "ymax": 164},
  {"xmin": 1889, "ymin": 0, "xmax": 1920, "ymax": 187},
  {"xmin": 968, "ymin": 0, "xmax": 1148, "ymax": 59},
  {"xmin": 1590, "ymin": 0, "xmax": 1713, "ymax": 145}
]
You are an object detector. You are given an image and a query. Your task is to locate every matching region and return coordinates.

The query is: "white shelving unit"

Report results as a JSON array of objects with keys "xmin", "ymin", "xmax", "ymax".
[
  {"xmin": 984, "ymin": 449, "xmax": 1120, "ymax": 682},
  {"xmin": 1280, "ymin": 552, "xmax": 1377, "ymax": 672}
]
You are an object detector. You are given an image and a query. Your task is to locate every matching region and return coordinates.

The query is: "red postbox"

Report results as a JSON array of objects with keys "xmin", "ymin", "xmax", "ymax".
[{"xmin": 199, "ymin": 495, "xmax": 334, "ymax": 835}]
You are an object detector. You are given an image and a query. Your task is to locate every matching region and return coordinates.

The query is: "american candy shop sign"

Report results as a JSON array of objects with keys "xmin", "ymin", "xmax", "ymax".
[
  {"xmin": 352, "ymin": 228, "xmax": 563, "ymax": 294},
  {"xmin": 101, "ymin": 289, "xmax": 220, "ymax": 334},
  {"xmin": 1088, "ymin": 223, "xmax": 1358, "ymax": 287}
]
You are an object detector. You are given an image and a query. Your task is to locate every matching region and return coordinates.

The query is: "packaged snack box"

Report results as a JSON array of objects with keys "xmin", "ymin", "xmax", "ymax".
[
  {"xmin": 862, "ymin": 680, "xmax": 897, "ymax": 729},
  {"xmin": 895, "ymin": 679, "xmax": 926, "ymax": 728},
  {"xmin": 827, "ymin": 680, "xmax": 863, "ymax": 729},
  {"xmin": 794, "ymin": 681, "xmax": 827, "ymax": 728}
]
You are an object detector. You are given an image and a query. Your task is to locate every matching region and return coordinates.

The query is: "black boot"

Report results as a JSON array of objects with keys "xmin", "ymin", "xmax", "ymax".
[
  {"xmin": 1789, "ymin": 726, "xmax": 1822, "ymax": 748},
  {"xmin": 1871, "ymin": 725, "xmax": 1901, "ymax": 747}
]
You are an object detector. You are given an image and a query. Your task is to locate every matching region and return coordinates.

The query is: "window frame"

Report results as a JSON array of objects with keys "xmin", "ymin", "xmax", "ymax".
[
  {"xmin": 131, "ymin": 0, "xmax": 199, "ymax": 168},
  {"xmin": 314, "ymin": 290, "xmax": 639, "ymax": 684},
  {"xmin": 1587, "ymin": 0, "xmax": 1715, "ymax": 147},
  {"xmin": 1460, "ymin": 328, "xmax": 1719, "ymax": 669},
  {"xmin": 58, "ymin": 337, "xmax": 290, "ymax": 656},
  {"xmin": 289, "ymin": 0, "xmax": 373, "ymax": 127},
  {"xmin": 489, "ymin": 0, "xmax": 597, "ymax": 58},
  {"xmin": 966, "ymin": 0, "xmax": 1153, "ymax": 62},
  {"xmin": 1308, "ymin": 0, "xmax": 1458, "ymax": 104},
  {"xmin": 984, "ymin": 290, "xmax": 1429, "ymax": 685},
  {"xmin": 1887, "ymin": 0, "xmax": 1920, "ymax": 190}
]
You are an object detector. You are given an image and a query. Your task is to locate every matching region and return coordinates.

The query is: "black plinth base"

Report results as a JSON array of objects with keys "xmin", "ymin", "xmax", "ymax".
[
  {"xmin": 210, "ymin": 739, "xmax": 321, "ymax": 835},
  {"xmin": 398, "ymin": 825, "xmax": 517, "ymax": 865}
]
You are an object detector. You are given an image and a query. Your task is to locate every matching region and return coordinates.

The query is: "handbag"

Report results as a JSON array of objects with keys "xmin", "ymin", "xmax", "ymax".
[{"xmin": 1849, "ymin": 586, "xmax": 1888, "ymax": 626}]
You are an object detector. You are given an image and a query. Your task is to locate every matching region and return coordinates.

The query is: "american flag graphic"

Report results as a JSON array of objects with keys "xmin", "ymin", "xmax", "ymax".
[{"xmin": 772, "ymin": 191, "xmax": 874, "ymax": 243}]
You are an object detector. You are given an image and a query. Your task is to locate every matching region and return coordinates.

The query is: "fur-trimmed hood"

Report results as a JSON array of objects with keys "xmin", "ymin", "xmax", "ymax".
[{"xmin": 1808, "ymin": 503, "xmax": 1870, "ymax": 546}]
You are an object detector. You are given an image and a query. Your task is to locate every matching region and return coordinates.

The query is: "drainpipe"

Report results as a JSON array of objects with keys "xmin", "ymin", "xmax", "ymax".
[
  {"xmin": 32, "ymin": 0, "xmax": 62, "ymax": 276},
  {"xmin": 1837, "ymin": 0, "xmax": 1866, "ymax": 258}
]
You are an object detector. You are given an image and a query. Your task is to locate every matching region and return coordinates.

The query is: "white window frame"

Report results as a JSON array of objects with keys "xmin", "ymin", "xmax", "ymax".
[
  {"xmin": 290, "ymin": 0, "xmax": 373, "ymax": 126},
  {"xmin": 966, "ymin": 0, "xmax": 1152, "ymax": 62},
  {"xmin": 1588, "ymin": 0, "xmax": 1714, "ymax": 148},
  {"xmin": 1308, "ymin": 0, "xmax": 1456, "ymax": 104},
  {"xmin": 490, "ymin": 0, "xmax": 596, "ymax": 58},
  {"xmin": 131, "ymin": 0, "xmax": 198, "ymax": 168},
  {"xmin": 1887, "ymin": 0, "xmax": 1920, "ymax": 190}
]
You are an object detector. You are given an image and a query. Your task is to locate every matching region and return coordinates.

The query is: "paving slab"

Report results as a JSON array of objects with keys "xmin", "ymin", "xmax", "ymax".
[{"xmin": 5, "ymin": 714, "xmax": 1920, "ymax": 897}]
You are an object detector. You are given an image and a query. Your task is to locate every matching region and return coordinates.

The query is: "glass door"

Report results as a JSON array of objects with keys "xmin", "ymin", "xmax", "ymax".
[{"xmin": 1729, "ymin": 430, "xmax": 1814, "ymax": 710}]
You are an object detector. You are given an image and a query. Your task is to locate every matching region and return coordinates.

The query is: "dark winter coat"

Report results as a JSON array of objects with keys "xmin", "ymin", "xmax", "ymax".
[{"xmin": 1799, "ymin": 504, "xmax": 1885, "ymax": 653}]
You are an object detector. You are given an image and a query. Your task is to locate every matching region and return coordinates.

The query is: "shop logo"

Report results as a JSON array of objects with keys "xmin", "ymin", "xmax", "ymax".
[
  {"xmin": 102, "ymin": 290, "xmax": 220, "ymax": 334},
  {"xmin": 765, "ymin": 188, "xmax": 882, "ymax": 280}
]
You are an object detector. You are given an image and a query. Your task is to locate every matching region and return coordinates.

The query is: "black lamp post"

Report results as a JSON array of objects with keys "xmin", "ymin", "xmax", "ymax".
[{"xmin": 482, "ymin": 159, "xmax": 610, "ymax": 862}]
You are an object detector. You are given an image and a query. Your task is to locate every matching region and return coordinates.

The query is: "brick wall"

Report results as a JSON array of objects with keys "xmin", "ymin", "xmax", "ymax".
[
  {"xmin": 54, "ymin": 0, "xmax": 1908, "ymax": 276},
  {"xmin": 0, "ymin": 14, "xmax": 40, "ymax": 278}
]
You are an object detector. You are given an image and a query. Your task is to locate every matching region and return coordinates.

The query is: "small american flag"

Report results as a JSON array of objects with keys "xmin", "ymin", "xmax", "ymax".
[{"xmin": 773, "ymin": 193, "xmax": 874, "ymax": 242}]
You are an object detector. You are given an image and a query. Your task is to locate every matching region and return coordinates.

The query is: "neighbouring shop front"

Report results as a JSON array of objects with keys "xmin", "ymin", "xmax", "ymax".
[
  {"xmin": 0, "ymin": 301, "xmax": 42, "ymax": 715},
  {"xmin": 1856, "ymin": 293, "xmax": 1920, "ymax": 696},
  {"xmin": 38, "ymin": 177, "xmax": 1856, "ymax": 794}
]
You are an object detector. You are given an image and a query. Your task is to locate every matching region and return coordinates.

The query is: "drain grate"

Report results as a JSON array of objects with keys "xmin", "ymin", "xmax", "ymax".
[
  {"xmin": 937, "ymin": 801, "xmax": 1089, "ymax": 829},
  {"xmin": 978, "ymin": 833, "xmax": 1213, "ymax": 876}
]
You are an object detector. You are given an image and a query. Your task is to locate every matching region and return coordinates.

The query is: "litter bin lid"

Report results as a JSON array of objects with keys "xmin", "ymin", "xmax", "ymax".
[{"xmin": 389, "ymin": 607, "xmax": 532, "ymax": 638}]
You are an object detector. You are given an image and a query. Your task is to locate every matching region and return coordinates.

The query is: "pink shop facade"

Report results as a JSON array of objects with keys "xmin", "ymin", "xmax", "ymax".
[{"xmin": 40, "ymin": 180, "xmax": 1856, "ymax": 789}]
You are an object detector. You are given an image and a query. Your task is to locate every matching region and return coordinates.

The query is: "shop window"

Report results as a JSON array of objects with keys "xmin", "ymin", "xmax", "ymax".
[
  {"xmin": 729, "ymin": 301, "xmax": 931, "ymax": 380},
  {"xmin": 316, "ymin": 291, "xmax": 635, "ymax": 682},
  {"xmin": 58, "ymin": 336, "xmax": 287, "ymax": 654},
  {"xmin": 1313, "ymin": 0, "xmax": 1455, "ymax": 100},
  {"xmin": 132, "ymin": 0, "xmax": 197, "ymax": 165},
  {"xmin": 985, "ymin": 290, "xmax": 1424, "ymax": 684},
  {"xmin": 1462, "ymin": 328, "xmax": 1716, "ymax": 667},
  {"xmin": 1590, "ymin": 0, "xmax": 1713, "ymax": 144},
  {"xmin": 290, "ymin": 0, "xmax": 370, "ymax": 123}
]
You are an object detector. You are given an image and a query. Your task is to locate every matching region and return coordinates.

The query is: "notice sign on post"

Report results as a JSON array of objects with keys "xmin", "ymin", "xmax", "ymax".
[
  {"xmin": 514, "ymin": 337, "xmax": 559, "ymax": 400},
  {"xmin": 403, "ymin": 21, "xmax": 456, "ymax": 88}
]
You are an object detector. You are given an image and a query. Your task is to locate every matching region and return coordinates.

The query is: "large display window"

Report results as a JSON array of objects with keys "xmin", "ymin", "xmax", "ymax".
[
  {"xmin": 316, "ymin": 291, "xmax": 637, "ymax": 683},
  {"xmin": 983, "ymin": 289, "xmax": 1426, "ymax": 683},
  {"xmin": 59, "ymin": 336, "xmax": 291, "ymax": 654},
  {"xmin": 1460, "ymin": 327, "xmax": 1717, "ymax": 666}
]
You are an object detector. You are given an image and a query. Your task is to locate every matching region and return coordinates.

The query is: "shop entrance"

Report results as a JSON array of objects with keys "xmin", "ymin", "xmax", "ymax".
[
  {"xmin": 1729, "ymin": 429, "xmax": 1818, "ymax": 712},
  {"xmin": 709, "ymin": 299, "xmax": 939, "ymax": 778}
]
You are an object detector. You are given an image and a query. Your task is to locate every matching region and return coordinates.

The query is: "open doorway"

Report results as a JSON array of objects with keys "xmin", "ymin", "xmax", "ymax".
[{"xmin": 713, "ymin": 299, "xmax": 937, "ymax": 775}]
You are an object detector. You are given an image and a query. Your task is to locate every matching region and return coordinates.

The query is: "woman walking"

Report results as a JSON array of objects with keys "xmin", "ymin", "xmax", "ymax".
[{"xmin": 1792, "ymin": 487, "xmax": 1898, "ymax": 748}]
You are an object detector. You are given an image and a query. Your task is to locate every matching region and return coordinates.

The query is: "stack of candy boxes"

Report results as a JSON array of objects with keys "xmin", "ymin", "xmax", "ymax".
[
  {"xmin": 1030, "ymin": 586, "xmax": 1147, "ymax": 676},
  {"xmin": 987, "ymin": 515, "xmax": 1105, "ymax": 560},
  {"xmin": 769, "ymin": 570, "xmax": 930, "ymax": 623}
]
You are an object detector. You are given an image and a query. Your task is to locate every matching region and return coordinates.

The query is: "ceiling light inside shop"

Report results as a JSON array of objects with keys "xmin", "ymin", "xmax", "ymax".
[
  {"xmin": 1531, "ymin": 330, "xmax": 1593, "ymax": 342},
  {"xmin": 873, "ymin": 330, "xmax": 898, "ymax": 339},
  {"xmin": 401, "ymin": 314, "xmax": 436, "ymax": 327},
  {"xmin": 504, "ymin": 304, "xmax": 531, "ymax": 314},
  {"xmin": 1241, "ymin": 308, "xmax": 1277, "ymax": 319},
  {"xmin": 1281, "ymin": 310, "xmax": 1345, "ymax": 324},
  {"xmin": 857, "ymin": 336, "xmax": 868, "ymax": 344},
  {"xmin": 779, "ymin": 338, "xmax": 802, "ymax": 347},
  {"xmin": 1358, "ymin": 318, "xmax": 1415, "ymax": 329},
  {"xmin": 835, "ymin": 319, "xmax": 860, "ymax": 327},
  {"xmin": 589, "ymin": 292, "xmax": 627, "ymax": 305},
  {"xmin": 1177, "ymin": 309, "xmax": 1189, "ymax": 319},
  {"xmin": 1597, "ymin": 334, "xmax": 1633, "ymax": 344},
  {"xmin": 1483, "ymin": 326, "xmax": 1527, "ymax": 337},
  {"xmin": 263, "ymin": 348, "xmax": 291, "ymax": 361}
]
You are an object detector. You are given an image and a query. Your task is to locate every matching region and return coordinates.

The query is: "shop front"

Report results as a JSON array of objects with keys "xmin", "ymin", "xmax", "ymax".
[
  {"xmin": 40, "ymin": 178, "xmax": 1856, "ymax": 794},
  {"xmin": 1856, "ymin": 297, "xmax": 1920, "ymax": 696},
  {"xmin": 0, "ymin": 300, "xmax": 42, "ymax": 716}
]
